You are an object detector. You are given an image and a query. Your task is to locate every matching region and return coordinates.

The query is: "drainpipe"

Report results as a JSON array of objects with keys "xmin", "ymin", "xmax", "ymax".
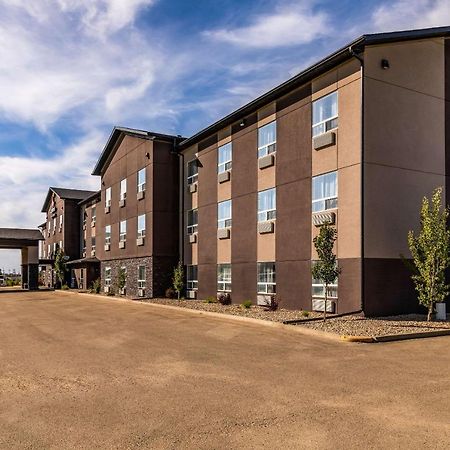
[
  {"xmin": 175, "ymin": 138, "xmax": 184, "ymax": 266},
  {"xmin": 349, "ymin": 45, "xmax": 365, "ymax": 315}
]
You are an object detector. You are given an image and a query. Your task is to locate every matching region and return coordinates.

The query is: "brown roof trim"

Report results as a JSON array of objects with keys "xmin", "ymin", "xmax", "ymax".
[
  {"xmin": 78, "ymin": 190, "xmax": 101, "ymax": 206},
  {"xmin": 177, "ymin": 25, "xmax": 450, "ymax": 151},
  {"xmin": 91, "ymin": 126, "xmax": 186, "ymax": 176},
  {"xmin": 41, "ymin": 187, "xmax": 98, "ymax": 213}
]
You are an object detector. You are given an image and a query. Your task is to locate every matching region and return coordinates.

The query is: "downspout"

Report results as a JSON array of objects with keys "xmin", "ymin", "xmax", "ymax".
[
  {"xmin": 175, "ymin": 138, "xmax": 184, "ymax": 266},
  {"xmin": 349, "ymin": 45, "xmax": 365, "ymax": 314}
]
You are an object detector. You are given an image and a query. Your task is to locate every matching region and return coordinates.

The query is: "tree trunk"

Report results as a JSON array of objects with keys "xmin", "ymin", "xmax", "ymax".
[
  {"xmin": 323, "ymin": 285, "xmax": 328, "ymax": 322},
  {"xmin": 427, "ymin": 303, "xmax": 433, "ymax": 322}
]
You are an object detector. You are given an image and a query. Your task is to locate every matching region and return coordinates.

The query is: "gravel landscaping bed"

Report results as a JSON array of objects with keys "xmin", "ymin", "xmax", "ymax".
[
  {"xmin": 296, "ymin": 313, "xmax": 450, "ymax": 337},
  {"xmin": 143, "ymin": 298, "xmax": 325, "ymax": 322}
]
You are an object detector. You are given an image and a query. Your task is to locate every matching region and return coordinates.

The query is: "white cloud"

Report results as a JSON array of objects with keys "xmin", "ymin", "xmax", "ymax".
[
  {"xmin": 372, "ymin": 0, "xmax": 450, "ymax": 32},
  {"xmin": 0, "ymin": 0, "xmax": 166, "ymax": 130},
  {"xmin": 204, "ymin": 4, "xmax": 329, "ymax": 48}
]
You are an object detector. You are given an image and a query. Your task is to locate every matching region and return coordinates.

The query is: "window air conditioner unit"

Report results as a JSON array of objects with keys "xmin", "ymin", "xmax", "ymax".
[
  {"xmin": 138, "ymin": 288, "xmax": 145, "ymax": 297},
  {"xmin": 104, "ymin": 286, "xmax": 110, "ymax": 293}
]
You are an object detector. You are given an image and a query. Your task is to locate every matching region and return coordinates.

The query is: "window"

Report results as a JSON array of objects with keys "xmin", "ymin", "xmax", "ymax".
[
  {"xmin": 258, "ymin": 188, "xmax": 276, "ymax": 222},
  {"xmin": 59, "ymin": 215, "xmax": 63, "ymax": 230},
  {"xmin": 82, "ymin": 238, "xmax": 86, "ymax": 254},
  {"xmin": 105, "ymin": 187, "xmax": 111, "ymax": 207},
  {"xmin": 83, "ymin": 211, "xmax": 87, "ymax": 226},
  {"xmin": 53, "ymin": 217, "xmax": 57, "ymax": 233},
  {"xmin": 137, "ymin": 214, "xmax": 146, "ymax": 238},
  {"xmin": 187, "ymin": 265, "xmax": 198, "ymax": 290},
  {"xmin": 120, "ymin": 179, "xmax": 127, "ymax": 200},
  {"xmin": 48, "ymin": 244, "xmax": 51, "ymax": 256},
  {"xmin": 312, "ymin": 171, "xmax": 338, "ymax": 212},
  {"xmin": 137, "ymin": 168, "xmax": 146, "ymax": 192},
  {"xmin": 218, "ymin": 142, "xmax": 232, "ymax": 174},
  {"xmin": 105, "ymin": 267, "xmax": 112, "ymax": 286},
  {"xmin": 119, "ymin": 220, "xmax": 127, "ymax": 242},
  {"xmin": 92, "ymin": 206, "xmax": 96, "ymax": 224},
  {"xmin": 187, "ymin": 209, "xmax": 198, "ymax": 235},
  {"xmin": 59, "ymin": 240, "xmax": 63, "ymax": 251},
  {"xmin": 138, "ymin": 265, "xmax": 146, "ymax": 288},
  {"xmin": 187, "ymin": 160, "xmax": 198, "ymax": 185},
  {"xmin": 217, "ymin": 264, "xmax": 231, "ymax": 292},
  {"xmin": 258, "ymin": 121, "xmax": 277, "ymax": 158},
  {"xmin": 218, "ymin": 200, "xmax": 232, "ymax": 229},
  {"xmin": 312, "ymin": 91, "xmax": 338, "ymax": 137},
  {"xmin": 257, "ymin": 262, "xmax": 276, "ymax": 294},
  {"xmin": 312, "ymin": 261, "xmax": 338, "ymax": 299},
  {"xmin": 91, "ymin": 236, "xmax": 96, "ymax": 252},
  {"xmin": 105, "ymin": 225, "xmax": 111, "ymax": 244}
]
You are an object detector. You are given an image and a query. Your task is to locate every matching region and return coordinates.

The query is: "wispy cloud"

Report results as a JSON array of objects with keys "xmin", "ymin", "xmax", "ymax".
[
  {"xmin": 372, "ymin": 0, "xmax": 450, "ymax": 32},
  {"xmin": 204, "ymin": 3, "xmax": 330, "ymax": 49},
  {"xmin": 0, "ymin": 0, "xmax": 167, "ymax": 130}
]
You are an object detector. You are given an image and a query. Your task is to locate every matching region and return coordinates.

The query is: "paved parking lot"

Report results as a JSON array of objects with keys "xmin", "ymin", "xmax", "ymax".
[{"xmin": 0, "ymin": 290, "xmax": 449, "ymax": 449}]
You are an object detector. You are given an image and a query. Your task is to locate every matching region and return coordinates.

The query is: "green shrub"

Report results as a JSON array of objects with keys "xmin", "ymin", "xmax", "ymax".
[
  {"xmin": 165, "ymin": 287, "xmax": 176, "ymax": 299},
  {"xmin": 241, "ymin": 300, "xmax": 252, "ymax": 309},
  {"xmin": 217, "ymin": 292, "xmax": 231, "ymax": 305},
  {"xmin": 90, "ymin": 278, "xmax": 101, "ymax": 294},
  {"xmin": 61, "ymin": 284, "xmax": 69, "ymax": 290},
  {"xmin": 204, "ymin": 296, "xmax": 217, "ymax": 304},
  {"xmin": 301, "ymin": 310, "xmax": 310, "ymax": 317}
]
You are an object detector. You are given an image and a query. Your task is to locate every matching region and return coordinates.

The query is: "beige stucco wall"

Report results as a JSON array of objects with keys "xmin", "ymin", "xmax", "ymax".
[{"xmin": 364, "ymin": 38, "xmax": 446, "ymax": 258}]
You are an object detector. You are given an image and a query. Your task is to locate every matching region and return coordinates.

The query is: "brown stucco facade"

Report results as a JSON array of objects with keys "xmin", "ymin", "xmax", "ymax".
[{"xmin": 35, "ymin": 28, "xmax": 450, "ymax": 316}]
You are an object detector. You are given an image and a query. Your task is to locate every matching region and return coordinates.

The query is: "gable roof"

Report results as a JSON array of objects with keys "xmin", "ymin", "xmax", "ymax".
[
  {"xmin": 78, "ymin": 190, "xmax": 101, "ymax": 206},
  {"xmin": 178, "ymin": 25, "xmax": 450, "ymax": 151},
  {"xmin": 91, "ymin": 126, "xmax": 185, "ymax": 176},
  {"xmin": 41, "ymin": 187, "xmax": 98, "ymax": 212}
]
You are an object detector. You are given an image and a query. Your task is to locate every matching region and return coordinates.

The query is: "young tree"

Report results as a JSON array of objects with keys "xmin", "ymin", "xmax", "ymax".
[
  {"xmin": 172, "ymin": 261, "xmax": 184, "ymax": 300},
  {"xmin": 408, "ymin": 187, "xmax": 450, "ymax": 321},
  {"xmin": 312, "ymin": 222, "xmax": 340, "ymax": 321},
  {"xmin": 54, "ymin": 248, "xmax": 67, "ymax": 288},
  {"xmin": 116, "ymin": 267, "xmax": 127, "ymax": 294}
]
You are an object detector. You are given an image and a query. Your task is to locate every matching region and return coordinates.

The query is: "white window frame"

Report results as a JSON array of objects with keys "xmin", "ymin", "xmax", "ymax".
[
  {"xmin": 257, "ymin": 262, "xmax": 276, "ymax": 294},
  {"xmin": 120, "ymin": 179, "xmax": 127, "ymax": 200},
  {"xmin": 137, "ymin": 214, "xmax": 146, "ymax": 238},
  {"xmin": 187, "ymin": 160, "xmax": 198, "ymax": 185},
  {"xmin": 59, "ymin": 215, "xmax": 63, "ymax": 230},
  {"xmin": 187, "ymin": 208, "xmax": 198, "ymax": 235},
  {"xmin": 92, "ymin": 206, "xmax": 96, "ymax": 224},
  {"xmin": 312, "ymin": 171, "xmax": 338, "ymax": 213},
  {"xmin": 105, "ymin": 187, "xmax": 111, "ymax": 207},
  {"xmin": 105, "ymin": 225, "xmax": 111, "ymax": 245},
  {"xmin": 187, "ymin": 265, "xmax": 198, "ymax": 290},
  {"xmin": 105, "ymin": 267, "xmax": 112, "ymax": 287},
  {"xmin": 217, "ymin": 142, "xmax": 232, "ymax": 174},
  {"xmin": 312, "ymin": 91, "xmax": 338, "ymax": 137},
  {"xmin": 53, "ymin": 217, "xmax": 57, "ymax": 234},
  {"xmin": 312, "ymin": 261, "xmax": 338, "ymax": 299},
  {"xmin": 137, "ymin": 168, "xmax": 146, "ymax": 193},
  {"xmin": 138, "ymin": 265, "xmax": 146, "ymax": 289},
  {"xmin": 258, "ymin": 188, "xmax": 276, "ymax": 222},
  {"xmin": 217, "ymin": 264, "xmax": 232, "ymax": 292},
  {"xmin": 258, "ymin": 121, "xmax": 277, "ymax": 158},
  {"xmin": 218, "ymin": 200, "xmax": 232, "ymax": 229},
  {"xmin": 119, "ymin": 220, "xmax": 127, "ymax": 242}
]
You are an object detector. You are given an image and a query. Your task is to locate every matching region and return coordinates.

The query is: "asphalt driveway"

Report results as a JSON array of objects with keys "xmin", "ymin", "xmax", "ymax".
[{"xmin": 0, "ymin": 291, "xmax": 449, "ymax": 449}]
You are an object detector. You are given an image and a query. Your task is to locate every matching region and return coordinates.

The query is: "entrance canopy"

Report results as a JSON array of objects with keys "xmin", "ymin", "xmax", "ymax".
[
  {"xmin": 0, "ymin": 228, "xmax": 43, "ymax": 249},
  {"xmin": 0, "ymin": 228, "xmax": 43, "ymax": 290}
]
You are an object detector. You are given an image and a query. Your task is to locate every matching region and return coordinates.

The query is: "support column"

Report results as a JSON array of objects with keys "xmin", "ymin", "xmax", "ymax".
[
  {"xmin": 21, "ymin": 247, "xmax": 28, "ymax": 289},
  {"xmin": 27, "ymin": 246, "xmax": 39, "ymax": 290}
]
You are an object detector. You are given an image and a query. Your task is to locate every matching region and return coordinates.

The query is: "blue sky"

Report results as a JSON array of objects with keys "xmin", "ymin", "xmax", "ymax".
[{"xmin": 0, "ymin": 0, "xmax": 449, "ymax": 271}]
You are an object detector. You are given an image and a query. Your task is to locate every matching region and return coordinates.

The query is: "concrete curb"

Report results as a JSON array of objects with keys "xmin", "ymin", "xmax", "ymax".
[{"xmin": 54, "ymin": 291, "xmax": 450, "ymax": 344}]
